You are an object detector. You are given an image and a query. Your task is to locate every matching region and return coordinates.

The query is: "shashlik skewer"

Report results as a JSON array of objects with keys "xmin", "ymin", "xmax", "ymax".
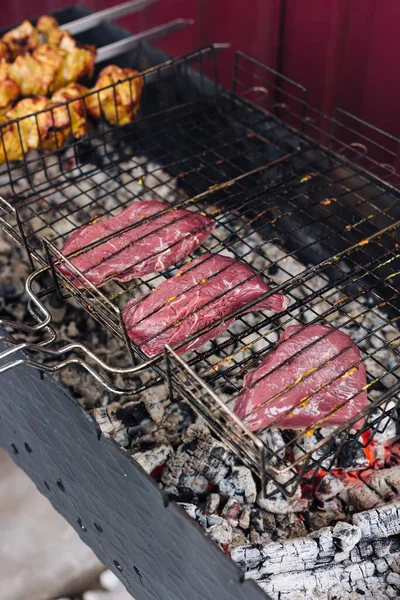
[
  {"xmin": 1, "ymin": 16, "xmax": 77, "ymax": 59},
  {"xmin": 0, "ymin": 18, "xmax": 96, "ymax": 114},
  {"xmin": 0, "ymin": 0, "xmax": 159, "ymax": 56},
  {"xmin": 0, "ymin": 65, "xmax": 144, "ymax": 163},
  {"xmin": 1, "ymin": 19, "xmax": 97, "ymax": 97},
  {"xmin": 0, "ymin": 42, "xmax": 230, "ymax": 164},
  {"xmin": 60, "ymin": 0, "xmax": 158, "ymax": 36},
  {"xmin": 0, "ymin": 19, "xmax": 192, "ymax": 116}
]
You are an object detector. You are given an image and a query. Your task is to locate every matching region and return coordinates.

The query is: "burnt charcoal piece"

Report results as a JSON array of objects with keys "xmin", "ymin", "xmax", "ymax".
[
  {"xmin": 115, "ymin": 401, "xmax": 149, "ymax": 427},
  {"xmin": 161, "ymin": 424, "xmax": 236, "ymax": 498},
  {"xmin": 336, "ymin": 436, "xmax": 368, "ymax": 470},
  {"xmin": 218, "ymin": 466, "xmax": 257, "ymax": 504}
]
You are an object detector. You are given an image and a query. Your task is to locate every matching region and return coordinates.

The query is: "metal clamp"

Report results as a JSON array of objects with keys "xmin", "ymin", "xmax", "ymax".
[
  {"xmin": 0, "ymin": 266, "xmax": 56, "ymax": 346},
  {"xmin": 0, "ymin": 265, "xmax": 164, "ymax": 395}
]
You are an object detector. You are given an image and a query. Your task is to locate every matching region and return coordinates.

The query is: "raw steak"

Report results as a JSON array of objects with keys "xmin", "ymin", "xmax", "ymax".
[
  {"xmin": 234, "ymin": 324, "xmax": 368, "ymax": 431},
  {"xmin": 123, "ymin": 253, "xmax": 289, "ymax": 357},
  {"xmin": 59, "ymin": 200, "xmax": 215, "ymax": 287}
]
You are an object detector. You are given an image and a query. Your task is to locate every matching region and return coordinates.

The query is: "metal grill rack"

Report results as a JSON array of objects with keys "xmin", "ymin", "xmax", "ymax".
[{"xmin": 1, "ymin": 49, "xmax": 400, "ymax": 497}]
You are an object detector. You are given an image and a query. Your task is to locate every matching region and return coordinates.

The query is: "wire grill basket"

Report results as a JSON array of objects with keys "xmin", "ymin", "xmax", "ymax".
[{"xmin": 1, "ymin": 48, "xmax": 400, "ymax": 496}]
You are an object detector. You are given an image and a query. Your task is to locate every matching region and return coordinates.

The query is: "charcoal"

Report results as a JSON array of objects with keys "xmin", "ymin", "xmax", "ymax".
[
  {"xmin": 143, "ymin": 392, "xmax": 166, "ymax": 425},
  {"xmin": 275, "ymin": 513, "xmax": 308, "ymax": 540},
  {"xmin": 250, "ymin": 508, "xmax": 267, "ymax": 533},
  {"xmin": 247, "ymin": 509, "xmax": 308, "ymax": 542},
  {"xmin": 218, "ymin": 466, "xmax": 257, "ymax": 504},
  {"xmin": 5, "ymin": 146, "xmax": 400, "ymax": 600},
  {"xmin": 233, "ymin": 522, "xmax": 362, "ymax": 578},
  {"xmin": 342, "ymin": 466, "xmax": 400, "ymax": 511},
  {"xmin": 238, "ymin": 505, "xmax": 251, "ymax": 530},
  {"xmin": 315, "ymin": 473, "xmax": 346, "ymax": 503},
  {"xmin": 161, "ymin": 424, "xmax": 235, "ymax": 496},
  {"xmin": 114, "ymin": 400, "xmax": 150, "ymax": 428},
  {"xmin": 336, "ymin": 433, "xmax": 369, "ymax": 470},
  {"xmin": 206, "ymin": 518, "xmax": 233, "ymax": 547},
  {"xmin": 331, "ymin": 522, "xmax": 362, "ymax": 561},
  {"xmin": 366, "ymin": 396, "xmax": 399, "ymax": 468},
  {"xmin": 386, "ymin": 572, "xmax": 400, "ymax": 589},
  {"xmin": 308, "ymin": 500, "xmax": 348, "ymax": 533},
  {"xmin": 260, "ymin": 429, "xmax": 286, "ymax": 462},
  {"xmin": 91, "ymin": 403, "xmax": 131, "ymax": 448},
  {"xmin": 221, "ymin": 497, "xmax": 243, "ymax": 527},
  {"xmin": 178, "ymin": 472, "xmax": 209, "ymax": 496},
  {"xmin": 178, "ymin": 502, "xmax": 208, "ymax": 530},
  {"xmin": 131, "ymin": 444, "xmax": 172, "ymax": 475},
  {"xmin": 343, "ymin": 479, "xmax": 383, "ymax": 512},
  {"xmin": 59, "ymin": 367, "xmax": 105, "ymax": 407},
  {"xmin": 162, "ymin": 402, "xmax": 197, "ymax": 434},
  {"xmin": 231, "ymin": 528, "xmax": 247, "ymax": 548},
  {"xmin": 204, "ymin": 492, "xmax": 221, "ymax": 515},
  {"xmin": 249, "ymin": 528, "xmax": 273, "ymax": 545},
  {"xmin": 293, "ymin": 430, "xmax": 335, "ymax": 472},
  {"xmin": 257, "ymin": 471, "xmax": 309, "ymax": 515},
  {"xmin": 236, "ymin": 525, "xmax": 400, "ymax": 599},
  {"xmin": 353, "ymin": 499, "xmax": 400, "ymax": 541}
]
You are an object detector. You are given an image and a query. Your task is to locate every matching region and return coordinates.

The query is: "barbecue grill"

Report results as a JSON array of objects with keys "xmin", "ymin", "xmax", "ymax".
[{"xmin": 1, "ymin": 5, "xmax": 400, "ymax": 600}]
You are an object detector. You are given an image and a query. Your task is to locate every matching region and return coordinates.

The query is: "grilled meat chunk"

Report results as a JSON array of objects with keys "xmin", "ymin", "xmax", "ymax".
[
  {"xmin": 0, "ymin": 62, "xmax": 20, "ymax": 116},
  {"xmin": 0, "ymin": 64, "xmax": 144, "ymax": 163},
  {"xmin": 0, "ymin": 41, "xmax": 11, "ymax": 62},
  {"xmin": 234, "ymin": 324, "xmax": 368, "ymax": 431},
  {"xmin": 51, "ymin": 83, "xmax": 89, "ymax": 138},
  {"xmin": 9, "ymin": 44, "xmax": 62, "ymax": 97},
  {"xmin": 51, "ymin": 32, "xmax": 96, "ymax": 91},
  {"xmin": 86, "ymin": 65, "xmax": 144, "ymax": 125},
  {"xmin": 0, "ymin": 97, "xmax": 69, "ymax": 162},
  {"xmin": 2, "ymin": 20, "xmax": 38, "ymax": 59},
  {"xmin": 59, "ymin": 201, "xmax": 215, "ymax": 288},
  {"xmin": 36, "ymin": 15, "xmax": 59, "ymax": 43},
  {"xmin": 122, "ymin": 253, "xmax": 289, "ymax": 357}
]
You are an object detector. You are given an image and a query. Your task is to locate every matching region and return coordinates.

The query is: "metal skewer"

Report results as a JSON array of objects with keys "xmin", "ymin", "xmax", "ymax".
[
  {"xmin": 61, "ymin": 0, "xmax": 158, "ymax": 36},
  {"xmin": 95, "ymin": 18, "xmax": 194, "ymax": 63},
  {"xmin": 144, "ymin": 43, "xmax": 231, "ymax": 84}
]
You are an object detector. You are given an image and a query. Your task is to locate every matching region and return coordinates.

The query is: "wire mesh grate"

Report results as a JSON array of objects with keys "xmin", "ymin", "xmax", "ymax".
[{"xmin": 1, "ymin": 48, "xmax": 400, "ymax": 495}]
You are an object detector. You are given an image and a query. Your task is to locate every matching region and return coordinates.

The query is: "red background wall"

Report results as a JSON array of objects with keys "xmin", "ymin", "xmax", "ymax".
[{"xmin": 1, "ymin": 0, "xmax": 399, "ymax": 139}]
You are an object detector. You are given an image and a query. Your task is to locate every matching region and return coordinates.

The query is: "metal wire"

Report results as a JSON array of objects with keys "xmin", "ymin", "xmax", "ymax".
[{"xmin": 1, "ymin": 48, "xmax": 400, "ymax": 495}]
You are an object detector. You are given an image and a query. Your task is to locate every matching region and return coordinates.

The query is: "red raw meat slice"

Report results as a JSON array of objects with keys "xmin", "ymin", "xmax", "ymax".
[
  {"xmin": 234, "ymin": 324, "xmax": 368, "ymax": 431},
  {"xmin": 122, "ymin": 253, "xmax": 289, "ymax": 357},
  {"xmin": 59, "ymin": 200, "xmax": 215, "ymax": 287}
]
